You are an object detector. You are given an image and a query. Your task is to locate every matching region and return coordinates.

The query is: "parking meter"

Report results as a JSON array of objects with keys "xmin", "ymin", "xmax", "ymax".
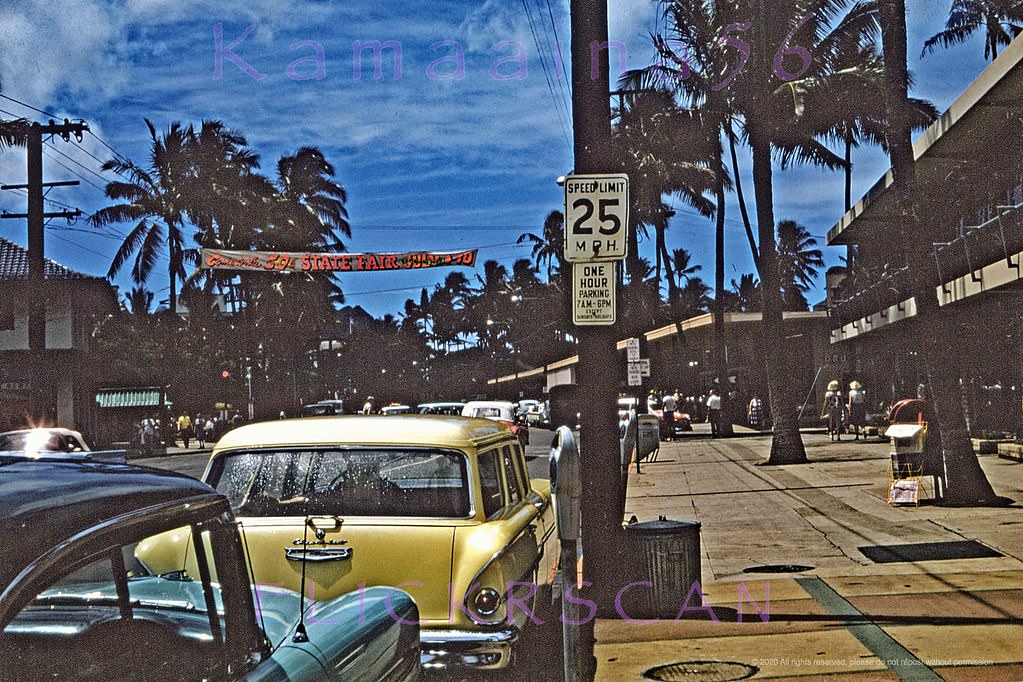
[
  {"xmin": 549, "ymin": 425, "xmax": 585, "ymax": 682},
  {"xmin": 549, "ymin": 425, "xmax": 581, "ymax": 542}
]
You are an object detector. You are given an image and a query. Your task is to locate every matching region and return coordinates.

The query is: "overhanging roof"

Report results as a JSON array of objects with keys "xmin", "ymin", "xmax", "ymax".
[
  {"xmin": 96, "ymin": 387, "xmax": 171, "ymax": 409},
  {"xmin": 827, "ymin": 33, "xmax": 1023, "ymax": 245}
]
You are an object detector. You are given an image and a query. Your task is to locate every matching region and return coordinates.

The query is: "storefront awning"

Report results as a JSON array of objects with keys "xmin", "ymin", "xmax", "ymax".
[{"xmin": 95, "ymin": 388, "xmax": 171, "ymax": 409}]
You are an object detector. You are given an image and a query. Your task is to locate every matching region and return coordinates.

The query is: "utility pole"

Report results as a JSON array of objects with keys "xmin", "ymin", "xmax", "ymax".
[
  {"xmin": 0, "ymin": 119, "xmax": 88, "ymax": 422},
  {"xmin": 570, "ymin": 0, "xmax": 617, "ymax": 678}
]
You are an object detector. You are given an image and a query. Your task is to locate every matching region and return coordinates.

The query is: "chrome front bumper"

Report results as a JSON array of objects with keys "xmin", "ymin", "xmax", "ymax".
[{"xmin": 419, "ymin": 626, "xmax": 519, "ymax": 670}]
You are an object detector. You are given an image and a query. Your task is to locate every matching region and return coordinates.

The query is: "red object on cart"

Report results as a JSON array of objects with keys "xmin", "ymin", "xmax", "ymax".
[{"xmin": 888, "ymin": 398, "xmax": 933, "ymax": 424}]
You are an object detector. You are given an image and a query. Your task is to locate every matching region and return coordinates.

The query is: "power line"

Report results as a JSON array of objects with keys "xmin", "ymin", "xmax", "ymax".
[
  {"xmin": 0, "ymin": 93, "xmax": 61, "ymax": 120},
  {"xmin": 43, "ymin": 141, "xmax": 114, "ymax": 185},
  {"xmin": 520, "ymin": 0, "xmax": 573, "ymax": 151},
  {"xmin": 39, "ymin": 149, "xmax": 105, "ymax": 192}
]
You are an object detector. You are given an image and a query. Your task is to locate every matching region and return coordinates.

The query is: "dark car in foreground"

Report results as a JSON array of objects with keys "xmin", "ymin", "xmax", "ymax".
[{"xmin": 0, "ymin": 455, "xmax": 421, "ymax": 681}]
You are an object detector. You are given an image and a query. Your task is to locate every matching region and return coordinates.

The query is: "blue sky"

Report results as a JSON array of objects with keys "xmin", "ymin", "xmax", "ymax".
[{"xmin": 0, "ymin": 0, "xmax": 993, "ymax": 318}]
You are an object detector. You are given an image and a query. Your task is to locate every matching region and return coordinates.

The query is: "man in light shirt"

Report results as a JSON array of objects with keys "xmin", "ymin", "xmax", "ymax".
[{"xmin": 706, "ymin": 389, "xmax": 722, "ymax": 437}]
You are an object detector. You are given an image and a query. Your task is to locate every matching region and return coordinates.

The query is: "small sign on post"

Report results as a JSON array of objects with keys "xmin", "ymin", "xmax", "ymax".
[
  {"xmin": 572, "ymin": 262, "xmax": 616, "ymax": 325},
  {"xmin": 627, "ymin": 365, "xmax": 643, "ymax": 386},
  {"xmin": 626, "ymin": 338, "xmax": 640, "ymax": 362}
]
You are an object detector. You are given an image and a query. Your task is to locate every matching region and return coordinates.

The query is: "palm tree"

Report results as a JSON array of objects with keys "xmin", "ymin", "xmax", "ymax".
[
  {"xmin": 185, "ymin": 120, "xmax": 269, "ymax": 313},
  {"xmin": 612, "ymin": 89, "xmax": 717, "ymax": 293},
  {"xmin": 671, "ymin": 277, "xmax": 712, "ymax": 320},
  {"xmin": 124, "ymin": 286, "xmax": 155, "ymax": 316},
  {"xmin": 731, "ymin": 273, "xmax": 762, "ymax": 312},
  {"xmin": 776, "ymin": 220, "xmax": 824, "ymax": 310},
  {"xmin": 91, "ymin": 120, "xmax": 196, "ymax": 315},
  {"xmin": 517, "ymin": 210, "xmax": 565, "ymax": 281},
  {"xmin": 642, "ymin": 0, "xmax": 868, "ymax": 456},
  {"xmin": 0, "ymin": 117, "xmax": 29, "ymax": 149},
  {"xmin": 923, "ymin": 0, "xmax": 1023, "ymax": 60},
  {"xmin": 670, "ymin": 248, "xmax": 703, "ymax": 286},
  {"xmin": 880, "ymin": 0, "xmax": 999, "ymax": 504}
]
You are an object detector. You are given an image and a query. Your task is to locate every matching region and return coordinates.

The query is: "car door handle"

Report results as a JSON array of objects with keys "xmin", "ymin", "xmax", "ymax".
[{"xmin": 285, "ymin": 547, "xmax": 352, "ymax": 562}]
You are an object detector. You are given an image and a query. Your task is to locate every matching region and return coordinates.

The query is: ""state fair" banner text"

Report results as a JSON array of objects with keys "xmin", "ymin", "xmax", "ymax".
[{"xmin": 200, "ymin": 248, "xmax": 478, "ymax": 272}]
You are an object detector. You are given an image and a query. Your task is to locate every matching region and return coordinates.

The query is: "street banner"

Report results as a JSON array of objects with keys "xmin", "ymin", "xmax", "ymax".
[{"xmin": 200, "ymin": 248, "xmax": 478, "ymax": 272}]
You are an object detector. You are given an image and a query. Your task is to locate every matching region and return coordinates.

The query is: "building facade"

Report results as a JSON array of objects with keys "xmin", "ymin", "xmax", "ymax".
[
  {"xmin": 826, "ymin": 35, "xmax": 1023, "ymax": 434},
  {"xmin": 0, "ymin": 237, "xmax": 117, "ymax": 433}
]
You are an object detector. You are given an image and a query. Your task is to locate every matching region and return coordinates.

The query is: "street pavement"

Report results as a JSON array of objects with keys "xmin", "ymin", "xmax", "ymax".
[{"xmin": 597, "ymin": 423, "xmax": 1023, "ymax": 681}]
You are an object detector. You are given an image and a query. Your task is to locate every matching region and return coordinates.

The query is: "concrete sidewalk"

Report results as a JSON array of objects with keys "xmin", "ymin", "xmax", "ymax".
[{"xmin": 596, "ymin": 428, "xmax": 1023, "ymax": 680}]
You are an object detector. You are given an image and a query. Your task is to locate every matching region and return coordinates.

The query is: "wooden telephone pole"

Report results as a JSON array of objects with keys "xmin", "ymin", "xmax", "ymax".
[
  {"xmin": 0, "ymin": 119, "xmax": 88, "ymax": 421},
  {"xmin": 570, "ymin": 0, "xmax": 619, "ymax": 678}
]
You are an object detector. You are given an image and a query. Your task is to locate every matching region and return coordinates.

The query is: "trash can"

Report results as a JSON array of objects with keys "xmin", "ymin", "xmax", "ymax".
[
  {"xmin": 617, "ymin": 517, "xmax": 702, "ymax": 619},
  {"xmin": 637, "ymin": 415, "xmax": 660, "ymax": 461}
]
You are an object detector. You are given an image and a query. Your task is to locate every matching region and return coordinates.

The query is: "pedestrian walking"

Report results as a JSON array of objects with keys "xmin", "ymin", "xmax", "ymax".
[
  {"xmin": 748, "ymin": 395, "xmax": 764, "ymax": 429},
  {"xmin": 822, "ymin": 380, "xmax": 844, "ymax": 441},
  {"xmin": 706, "ymin": 389, "xmax": 722, "ymax": 437},
  {"xmin": 195, "ymin": 415, "xmax": 206, "ymax": 448},
  {"xmin": 661, "ymin": 390, "xmax": 677, "ymax": 441},
  {"xmin": 362, "ymin": 396, "xmax": 376, "ymax": 415},
  {"xmin": 204, "ymin": 417, "xmax": 216, "ymax": 445},
  {"xmin": 847, "ymin": 380, "xmax": 867, "ymax": 440},
  {"xmin": 176, "ymin": 413, "xmax": 193, "ymax": 449}
]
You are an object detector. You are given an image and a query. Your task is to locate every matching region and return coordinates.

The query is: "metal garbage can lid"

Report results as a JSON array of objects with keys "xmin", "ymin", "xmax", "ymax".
[{"xmin": 627, "ymin": 516, "xmax": 701, "ymax": 533}]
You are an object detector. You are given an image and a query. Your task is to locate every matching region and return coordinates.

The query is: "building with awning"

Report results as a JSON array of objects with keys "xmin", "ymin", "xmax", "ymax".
[
  {"xmin": 825, "ymin": 34, "xmax": 1023, "ymax": 433},
  {"xmin": 0, "ymin": 237, "xmax": 117, "ymax": 433},
  {"xmin": 93, "ymin": 387, "xmax": 173, "ymax": 447},
  {"xmin": 489, "ymin": 310, "xmax": 834, "ymax": 426}
]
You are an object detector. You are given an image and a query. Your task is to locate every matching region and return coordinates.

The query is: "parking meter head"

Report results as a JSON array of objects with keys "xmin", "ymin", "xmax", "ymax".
[{"xmin": 549, "ymin": 426, "xmax": 581, "ymax": 541}]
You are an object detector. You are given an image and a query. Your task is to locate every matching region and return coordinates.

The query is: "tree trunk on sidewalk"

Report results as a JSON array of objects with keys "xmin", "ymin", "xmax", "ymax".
[
  {"xmin": 750, "ymin": 122, "xmax": 807, "ymax": 464},
  {"xmin": 713, "ymin": 143, "xmax": 733, "ymax": 436},
  {"xmin": 879, "ymin": 0, "xmax": 998, "ymax": 505}
]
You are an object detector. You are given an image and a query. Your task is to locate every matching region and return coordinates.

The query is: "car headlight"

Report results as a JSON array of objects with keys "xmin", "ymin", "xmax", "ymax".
[{"xmin": 472, "ymin": 587, "xmax": 502, "ymax": 617}]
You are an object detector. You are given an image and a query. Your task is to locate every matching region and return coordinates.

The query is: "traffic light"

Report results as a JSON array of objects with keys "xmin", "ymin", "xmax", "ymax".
[{"xmin": 221, "ymin": 370, "xmax": 231, "ymax": 380}]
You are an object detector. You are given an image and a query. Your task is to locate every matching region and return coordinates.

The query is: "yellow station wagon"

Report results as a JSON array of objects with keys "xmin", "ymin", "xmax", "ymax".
[{"xmin": 196, "ymin": 415, "xmax": 558, "ymax": 670}]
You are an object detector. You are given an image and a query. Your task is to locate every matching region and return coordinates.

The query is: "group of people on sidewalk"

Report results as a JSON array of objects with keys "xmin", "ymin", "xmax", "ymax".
[
  {"xmin": 822, "ymin": 379, "xmax": 867, "ymax": 441},
  {"xmin": 173, "ymin": 412, "xmax": 244, "ymax": 449}
]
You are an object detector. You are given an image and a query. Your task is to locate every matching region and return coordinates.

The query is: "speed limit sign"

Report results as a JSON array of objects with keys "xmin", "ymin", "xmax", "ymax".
[{"xmin": 563, "ymin": 173, "xmax": 629, "ymax": 262}]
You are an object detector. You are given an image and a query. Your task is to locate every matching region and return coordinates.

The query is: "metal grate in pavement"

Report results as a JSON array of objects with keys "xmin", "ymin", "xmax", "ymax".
[
  {"xmin": 643, "ymin": 661, "xmax": 758, "ymax": 681},
  {"xmin": 741, "ymin": 564, "xmax": 814, "ymax": 573},
  {"xmin": 858, "ymin": 540, "xmax": 1002, "ymax": 564}
]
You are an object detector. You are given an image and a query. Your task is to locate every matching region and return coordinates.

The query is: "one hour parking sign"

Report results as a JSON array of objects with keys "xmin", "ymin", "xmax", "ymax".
[
  {"xmin": 573, "ymin": 261, "xmax": 616, "ymax": 325},
  {"xmin": 563, "ymin": 173, "xmax": 629, "ymax": 262}
]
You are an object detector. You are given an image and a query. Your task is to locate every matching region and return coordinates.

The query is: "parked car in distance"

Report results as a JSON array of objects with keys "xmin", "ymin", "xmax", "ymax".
[
  {"xmin": 380, "ymin": 403, "xmax": 413, "ymax": 415},
  {"xmin": 0, "ymin": 427, "xmax": 90, "ymax": 454},
  {"xmin": 0, "ymin": 455, "xmax": 421, "ymax": 681},
  {"xmin": 195, "ymin": 415, "xmax": 558, "ymax": 671},
  {"xmin": 618, "ymin": 397, "xmax": 692, "ymax": 439},
  {"xmin": 461, "ymin": 400, "xmax": 530, "ymax": 446},
  {"xmin": 416, "ymin": 401, "xmax": 466, "ymax": 416},
  {"xmin": 301, "ymin": 399, "xmax": 346, "ymax": 416},
  {"xmin": 526, "ymin": 401, "xmax": 550, "ymax": 429}
]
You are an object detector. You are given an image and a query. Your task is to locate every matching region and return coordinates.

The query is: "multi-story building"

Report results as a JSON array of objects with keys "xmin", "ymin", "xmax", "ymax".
[
  {"xmin": 0, "ymin": 237, "xmax": 117, "ymax": 433},
  {"xmin": 826, "ymin": 35, "xmax": 1023, "ymax": 433}
]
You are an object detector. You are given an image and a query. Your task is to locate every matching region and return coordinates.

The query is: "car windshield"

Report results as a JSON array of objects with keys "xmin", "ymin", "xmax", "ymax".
[
  {"xmin": 211, "ymin": 448, "xmax": 470, "ymax": 518},
  {"xmin": 468, "ymin": 407, "xmax": 510, "ymax": 420}
]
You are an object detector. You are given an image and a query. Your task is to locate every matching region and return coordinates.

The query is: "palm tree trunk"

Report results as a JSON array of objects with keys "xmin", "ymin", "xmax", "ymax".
[
  {"xmin": 880, "ymin": 0, "xmax": 997, "ymax": 504},
  {"xmin": 168, "ymin": 243, "xmax": 178, "ymax": 316},
  {"xmin": 727, "ymin": 120, "xmax": 760, "ymax": 275},
  {"xmin": 844, "ymin": 128, "xmax": 853, "ymax": 212},
  {"xmin": 714, "ymin": 145, "xmax": 733, "ymax": 436},
  {"xmin": 749, "ymin": 0, "xmax": 806, "ymax": 464}
]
